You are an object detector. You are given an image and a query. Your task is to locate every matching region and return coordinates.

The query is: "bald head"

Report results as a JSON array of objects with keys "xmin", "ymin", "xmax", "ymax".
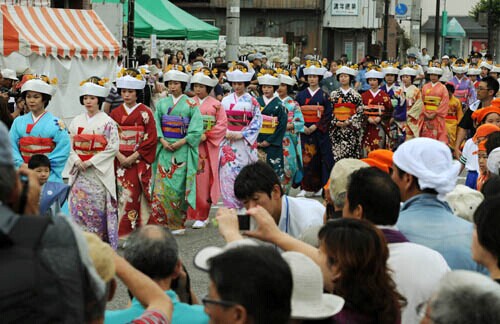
[{"xmin": 124, "ymin": 225, "xmax": 179, "ymax": 280}]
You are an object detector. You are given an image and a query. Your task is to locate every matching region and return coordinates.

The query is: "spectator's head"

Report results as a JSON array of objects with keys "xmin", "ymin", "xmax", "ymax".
[
  {"xmin": 444, "ymin": 184, "xmax": 484, "ymax": 222},
  {"xmin": 422, "ymin": 48, "xmax": 428, "ymax": 54},
  {"xmin": 344, "ymin": 167, "xmax": 401, "ymax": 226},
  {"xmin": 472, "ymin": 198, "xmax": 500, "ymax": 273},
  {"xmin": 477, "ymin": 76, "xmax": 499, "ymax": 102},
  {"xmin": 318, "ymin": 219, "xmax": 405, "ymax": 322},
  {"xmin": 0, "ymin": 122, "xmax": 16, "ymax": 205},
  {"xmin": 481, "ymin": 175, "xmax": 500, "ymax": 198},
  {"xmin": 328, "ymin": 159, "xmax": 368, "ymax": 212},
  {"xmin": 392, "ymin": 138, "xmax": 461, "ymax": 201},
  {"xmin": 486, "ymin": 131, "xmax": 500, "ymax": 155},
  {"xmin": 206, "ymin": 245, "xmax": 292, "ymax": 324},
  {"xmin": 27, "ymin": 154, "xmax": 51, "ymax": 185},
  {"xmin": 234, "ymin": 161, "xmax": 283, "ymax": 221},
  {"xmin": 361, "ymin": 149, "xmax": 394, "ymax": 174},
  {"xmin": 445, "ymin": 82, "xmax": 456, "ymax": 97},
  {"xmin": 124, "ymin": 225, "xmax": 180, "ymax": 287},
  {"xmin": 471, "ymin": 106, "xmax": 500, "ymax": 127},
  {"xmin": 422, "ymin": 270, "xmax": 500, "ymax": 323},
  {"xmin": 472, "ymin": 124, "xmax": 500, "ymax": 144}
]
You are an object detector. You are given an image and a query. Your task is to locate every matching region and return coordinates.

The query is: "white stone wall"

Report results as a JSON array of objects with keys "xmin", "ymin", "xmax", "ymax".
[{"xmin": 134, "ymin": 36, "xmax": 289, "ymax": 64}]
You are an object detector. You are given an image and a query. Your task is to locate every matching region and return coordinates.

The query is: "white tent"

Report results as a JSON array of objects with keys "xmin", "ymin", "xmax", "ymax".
[{"xmin": 0, "ymin": 4, "xmax": 120, "ymax": 125}]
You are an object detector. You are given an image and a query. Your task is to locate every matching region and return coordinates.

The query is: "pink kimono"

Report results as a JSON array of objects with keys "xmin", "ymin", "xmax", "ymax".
[
  {"xmin": 187, "ymin": 96, "xmax": 228, "ymax": 221},
  {"xmin": 419, "ymin": 82, "xmax": 449, "ymax": 144}
]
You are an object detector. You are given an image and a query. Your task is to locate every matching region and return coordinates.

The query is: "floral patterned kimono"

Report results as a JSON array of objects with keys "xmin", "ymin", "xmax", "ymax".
[
  {"xmin": 419, "ymin": 82, "xmax": 450, "ymax": 144},
  {"xmin": 361, "ymin": 89, "xmax": 393, "ymax": 156},
  {"xmin": 329, "ymin": 87, "xmax": 363, "ymax": 162},
  {"xmin": 187, "ymin": 95, "xmax": 227, "ymax": 221},
  {"xmin": 257, "ymin": 95, "xmax": 288, "ymax": 180},
  {"xmin": 68, "ymin": 112, "xmax": 120, "ymax": 248},
  {"xmin": 450, "ymin": 76, "xmax": 476, "ymax": 109},
  {"xmin": 151, "ymin": 95, "xmax": 203, "ymax": 230},
  {"xmin": 110, "ymin": 103, "xmax": 158, "ymax": 237},
  {"xmin": 380, "ymin": 83, "xmax": 406, "ymax": 149},
  {"xmin": 219, "ymin": 92, "xmax": 262, "ymax": 209},
  {"xmin": 295, "ymin": 87, "xmax": 333, "ymax": 192},
  {"xmin": 402, "ymin": 84, "xmax": 423, "ymax": 140},
  {"xmin": 280, "ymin": 96, "xmax": 305, "ymax": 193}
]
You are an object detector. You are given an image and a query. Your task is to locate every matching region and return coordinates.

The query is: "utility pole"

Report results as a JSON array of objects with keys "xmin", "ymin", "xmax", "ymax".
[
  {"xmin": 127, "ymin": 0, "xmax": 135, "ymax": 68},
  {"xmin": 382, "ymin": 0, "xmax": 390, "ymax": 60},
  {"xmin": 487, "ymin": 0, "xmax": 492, "ymax": 55},
  {"xmin": 434, "ymin": 0, "xmax": 440, "ymax": 57},
  {"xmin": 226, "ymin": 0, "xmax": 240, "ymax": 62}
]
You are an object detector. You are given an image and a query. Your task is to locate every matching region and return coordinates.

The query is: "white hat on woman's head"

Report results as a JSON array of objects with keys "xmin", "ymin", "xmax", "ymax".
[
  {"xmin": 1, "ymin": 68, "xmax": 18, "ymax": 81},
  {"xmin": 191, "ymin": 71, "xmax": 218, "ymax": 88},
  {"xmin": 381, "ymin": 62, "xmax": 400, "ymax": 75},
  {"xmin": 79, "ymin": 77, "xmax": 110, "ymax": 98},
  {"xmin": 164, "ymin": 69, "xmax": 190, "ymax": 83},
  {"xmin": 226, "ymin": 62, "xmax": 254, "ymax": 82},
  {"xmin": 257, "ymin": 69, "xmax": 280, "ymax": 86},
  {"xmin": 479, "ymin": 60, "xmax": 493, "ymax": 70},
  {"xmin": 365, "ymin": 69, "xmax": 384, "ymax": 79},
  {"xmin": 303, "ymin": 60, "xmax": 327, "ymax": 76},
  {"xmin": 399, "ymin": 65, "xmax": 418, "ymax": 76},
  {"xmin": 451, "ymin": 63, "xmax": 468, "ymax": 74},
  {"xmin": 21, "ymin": 75, "xmax": 56, "ymax": 96},
  {"xmin": 336, "ymin": 64, "xmax": 358, "ymax": 77},
  {"xmin": 427, "ymin": 66, "xmax": 444, "ymax": 76},
  {"xmin": 116, "ymin": 75, "xmax": 146, "ymax": 90},
  {"xmin": 278, "ymin": 73, "xmax": 296, "ymax": 86},
  {"xmin": 282, "ymin": 252, "xmax": 345, "ymax": 319}
]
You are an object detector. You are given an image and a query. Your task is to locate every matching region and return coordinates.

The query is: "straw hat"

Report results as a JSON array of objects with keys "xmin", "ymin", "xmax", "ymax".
[
  {"xmin": 82, "ymin": 232, "xmax": 115, "ymax": 282},
  {"xmin": 329, "ymin": 158, "xmax": 369, "ymax": 200},
  {"xmin": 282, "ymin": 252, "xmax": 345, "ymax": 319}
]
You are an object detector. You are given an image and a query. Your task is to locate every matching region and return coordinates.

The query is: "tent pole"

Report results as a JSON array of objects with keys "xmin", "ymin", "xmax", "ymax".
[{"xmin": 127, "ymin": 0, "xmax": 135, "ymax": 68}]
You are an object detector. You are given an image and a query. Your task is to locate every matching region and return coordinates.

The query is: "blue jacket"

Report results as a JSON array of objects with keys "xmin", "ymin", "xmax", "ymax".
[
  {"xmin": 396, "ymin": 194, "xmax": 485, "ymax": 273},
  {"xmin": 105, "ymin": 290, "xmax": 208, "ymax": 324}
]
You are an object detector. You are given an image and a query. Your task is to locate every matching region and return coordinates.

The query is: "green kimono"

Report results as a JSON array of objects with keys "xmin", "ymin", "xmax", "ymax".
[
  {"xmin": 257, "ymin": 96, "xmax": 288, "ymax": 179},
  {"xmin": 151, "ymin": 95, "xmax": 203, "ymax": 230}
]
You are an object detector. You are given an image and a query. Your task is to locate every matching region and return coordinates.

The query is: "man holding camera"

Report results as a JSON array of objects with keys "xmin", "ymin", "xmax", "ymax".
[{"xmin": 221, "ymin": 161, "xmax": 324, "ymax": 238}]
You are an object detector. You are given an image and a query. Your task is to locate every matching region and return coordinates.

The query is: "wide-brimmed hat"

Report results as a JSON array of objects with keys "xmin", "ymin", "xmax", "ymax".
[
  {"xmin": 164, "ymin": 69, "xmax": 190, "ymax": 83},
  {"xmin": 303, "ymin": 60, "xmax": 327, "ymax": 76},
  {"xmin": 381, "ymin": 62, "xmax": 400, "ymax": 75},
  {"xmin": 291, "ymin": 57, "xmax": 301, "ymax": 65},
  {"xmin": 1, "ymin": 68, "xmax": 18, "ymax": 81},
  {"xmin": 365, "ymin": 65, "xmax": 384, "ymax": 79},
  {"xmin": 282, "ymin": 251, "xmax": 345, "ymax": 319},
  {"xmin": 79, "ymin": 77, "xmax": 110, "ymax": 98},
  {"xmin": 191, "ymin": 69, "xmax": 218, "ymax": 87},
  {"xmin": 278, "ymin": 71, "xmax": 296, "ymax": 86},
  {"xmin": 479, "ymin": 60, "xmax": 493, "ymax": 70},
  {"xmin": 467, "ymin": 64, "xmax": 481, "ymax": 75},
  {"xmin": 116, "ymin": 68, "xmax": 146, "ymax": 90},
  {"xmin": 194, "ymin": 239, "xmax": 258, "ymax": 271},
  {"xmin": 21, "ymin": 75, "xmax": 57, "ymax": 96},
  {"xmin": 257, "ymin": 68, "xmax": 280, "ymax": 86},
  {"xmin": 445, "ymin": 184, "xmax": 484, "ymax": 222},
  {"xmin": 451, "ymin": 62, "xmax": 468, "ymax": 74}
]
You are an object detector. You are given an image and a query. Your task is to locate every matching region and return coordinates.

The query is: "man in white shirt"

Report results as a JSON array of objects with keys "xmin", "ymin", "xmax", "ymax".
[{"xmin": 229, "ymin": 161, "xmax": 324, "ymax": 238}]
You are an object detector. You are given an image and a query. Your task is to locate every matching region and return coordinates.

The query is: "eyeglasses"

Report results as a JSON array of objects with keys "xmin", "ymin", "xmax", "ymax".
[
  {"xmin": 202, "ymin": 295, "xmax": 239, "ymax": 308},
  {"xmin": 477, "ymin": 87, "xmax": 491, "ymax": 91}
]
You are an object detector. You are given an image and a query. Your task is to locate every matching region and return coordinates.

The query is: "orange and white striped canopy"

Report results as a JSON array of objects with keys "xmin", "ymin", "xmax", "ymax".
[{"xmin": 0, "ymin": 4, "xmax": 120, "ymax": 59}]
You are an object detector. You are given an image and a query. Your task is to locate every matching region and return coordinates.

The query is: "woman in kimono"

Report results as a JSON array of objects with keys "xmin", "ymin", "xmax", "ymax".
[
  {"xmin": 361, "ymin": 66, "xmax": 393, "ymax": 156},
  {"xmin": 186, "ymin": 68, "xmax": 227, "ymax": 229},
  {"xmin": 110, "ymin": 69, "xmax": 158, "ymax": 237},
  {"xmin": 399, "ymin": 65, "xmax": 423, "ymax": 140},
  {"xmin": 9, "ymin": 75, "xmax": 70, "ymax": 183},
  {"xmin": 151, "ymin": 67, "xmax": 203, "ymax": 235},
  {"xmin": 418, "ymin": 66, "xmax": 450, "ymax": 144},
  {"xmin": 295, "ymin": 60, "xmax": 333, "ymax": 197},
  {"xmin": 276, "ymin": 71, "xmax": 305, "ymax": 194},
  {"xmin": 329, "ymin": 65, "xmax": 363, "ymax": 163},
  {"xmin": 219, "ymin": 62, "xmax": 262, "ymax": 209},
  {"xmin": 256, "ymin": 70, "xmax": 288, "ymax": 180},
  {"xmin": 450, "ymin": 59, "xmax": 476, "ymax": 109},
  {"xmin": 68, "ymin": 77, "xmax": 120, "ymax": 248},
  {"xmin": 380, "ymin": 62, "xmax": 406, "ymax": 149}
]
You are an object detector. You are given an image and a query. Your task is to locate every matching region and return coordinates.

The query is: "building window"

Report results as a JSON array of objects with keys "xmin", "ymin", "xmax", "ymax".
[{"xmin": 202, "ymin": 19, "xmax": 216, "ymax": 26}]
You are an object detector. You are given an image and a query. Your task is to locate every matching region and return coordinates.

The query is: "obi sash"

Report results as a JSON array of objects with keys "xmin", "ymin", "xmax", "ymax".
[
  {"xmin": 227, "ymin": 110, "xmax": 253, "ymax": 131},
  {"xmin": 120, "ymin": 125, "xmax": 144, "ymax": 152},
  {"xmin": 161, "ymin": 115, "xmax": 190, "ymax": 139},
  {"xmin": 19, "ymin": 137, "xmax": 55, "ymax": 163},
  {"xmin": 301, "ymin": 105, "xmax": 324, "ymax": 123},
  {"xmin": 203, "ymin": 115, "xmax": 216, "ymax": 132},
  {"xmin": 73, "ymin": 133, "xmax": 107, "ymax": 161},
  {"xmin": 446, "ymin": 108, "xmax": 459, "ymax": 121},
  {"xmin": 363, "ymin": 104, "xmax": 385, "ymax": 117},
  {"xmin": 423, "ymin": 96, "xmax": 441, "ymax": 112},
  {"xmin": 454, "ymin": 89, "xmax": 468, "ymax": 103},
  {"xmin": 333, "ymin": 102, "xmax": 356, "ymax": 121},
  {"xmin": 260, "ymin": 114, "xmax": 279, "ymax": 134}
]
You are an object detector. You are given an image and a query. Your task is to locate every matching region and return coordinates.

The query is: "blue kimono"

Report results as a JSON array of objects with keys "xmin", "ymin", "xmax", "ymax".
[
  {"xmin": 40, "ymin": 181, "xmax": 70, "ymax": 216},
  {"xmin": 296, "ymin": 87, "xmax": 334, "ymax": 192},
  {"xmin": 9, "ymin": 111, "xmax": 71, "ymax": 183}
]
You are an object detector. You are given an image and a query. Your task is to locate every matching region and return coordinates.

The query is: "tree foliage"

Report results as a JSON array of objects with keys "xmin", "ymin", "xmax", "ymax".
[{"xmin": 469, "ymin": 0, "xmax": 500, "ymax": 27}]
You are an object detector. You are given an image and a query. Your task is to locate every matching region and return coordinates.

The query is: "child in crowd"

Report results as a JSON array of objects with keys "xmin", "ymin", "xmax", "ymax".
[
  {"xmin": 477, "ymin": 140, "xmax": 490, "ymax": 191},
  {"xmin": 28, "ymin": 154, "xmax": 69, "ymax": 216},
  {"xmin": 445, "ymin": 83, "xmax": 463, "ymax": 150}
]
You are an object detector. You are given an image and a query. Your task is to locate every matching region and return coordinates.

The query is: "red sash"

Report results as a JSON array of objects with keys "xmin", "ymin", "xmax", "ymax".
[
  {"xmin": 334, "ymin": 102, "xmax": 356, "ymax": 121},
  {"xmin": 19, "ymin": 137, "xmax": 55, "ymax": 163},
  {"xmin": 73, "ymin": 133, "xmax": 107, "ymax": 161},
  {"xmin": 119, "ymin": 125, "xmax": 144, "ymax": 152},
  {"xmin": 301, "ymin": 105, "xmax": 324, "ymax": 123}
]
